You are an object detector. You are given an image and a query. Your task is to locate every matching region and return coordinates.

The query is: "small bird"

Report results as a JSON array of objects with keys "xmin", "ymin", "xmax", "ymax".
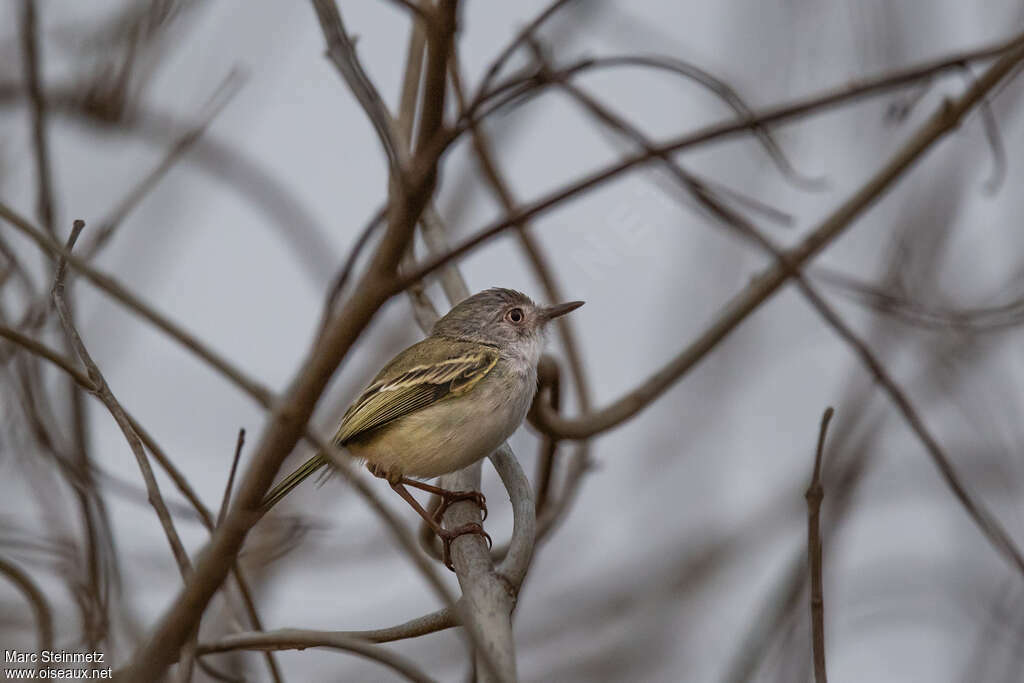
[{"xmin": 261, "ymin": 287, "xmax": 583, "ymax": 568}]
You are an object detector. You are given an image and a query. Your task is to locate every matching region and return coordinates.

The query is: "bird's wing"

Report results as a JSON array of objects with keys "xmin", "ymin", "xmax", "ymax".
[{"xmin": 333, "ymin": 339, "xmax": 499, "ymax": 445}]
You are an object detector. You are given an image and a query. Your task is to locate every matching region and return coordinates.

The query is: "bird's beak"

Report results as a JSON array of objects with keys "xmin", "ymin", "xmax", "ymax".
[{"xmin": 540, "ymin": 300, "xmax": 585, "ymax": 322}]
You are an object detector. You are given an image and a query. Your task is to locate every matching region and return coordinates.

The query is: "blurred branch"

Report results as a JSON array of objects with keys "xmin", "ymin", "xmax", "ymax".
[
  {"xmin": 806, "ymin": 408, "xmax": 834, "ymax": 683},
  {"xmin": 0, "ymin": 325, "xmax": 96, "ymax": 390},
  {"xmin": 81, "ymin": 71, "xmax": 244, "ymax": 261},
  {"xmin": 520, "ymin": 32, "xmax": 1024, "ymax": 440},
  {"xmin": 0, "ymin": 555, "xmax": 54, "ymax": 664},
  {"xmin": 318, "ymin": 205, "xmax": 387, "ymax": 337},
  {"xmin": 407, "ymin": 31, "xmax": 1024, "ymax": 289},
  {"xmin": 20, "ymin": 0, "xmax": 56, "ymax": 236},
  {"xmin": 554, "ymin": 53, "xmax": 825, "ymax": 190},
  {"xmin": 539, "ymin": 44, "xmax": 1024, "ymax": 576},
  {"xmin": 469, "ymin": 0, "xmax": 576, "ymax": 114},
  {"xmin": 813, "ymin": 265, "xmax": 1024, "ymax": 332},
  {"xmin": 0, "ymin": 201, "xmax": 276, "ymax": 407}
]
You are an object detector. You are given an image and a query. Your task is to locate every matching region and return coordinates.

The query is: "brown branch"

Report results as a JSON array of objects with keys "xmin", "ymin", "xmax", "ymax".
[
  {"xmin": 0, "ymin": 325, "xmax": 96, "ymax": 390},
  {"xmin": 541, "ymin": 47, "xmax": 1024, "ymax": 576},
  {"xmin": 515, "ymin": 33, "xmax": 1024, "ymax": 440},
  {"xmin": 548, "ymin": 52, "xmax": 824, "ymax": 190},
  {"xmin": 218, "ymin": 429, "xmax": 246, "ymax": 528},
  {"xmin": 199, "ymin": 607, "xmax": 457, "ymax": 652},
  {"xmin": 80, "ymin": 71, "xmax": 244, "ymax": 261},
  {"xmin": 312, "ymin": 0, "xmax": 407, "ymax": 177},
  {"xmin": 405, "ymin": 30, "xmax": 1024, "ymax": 291},
  {"xmin": 806, "ymin": 408, "xmax": 834, "ymax": 683},
  {"xmin": 318, "ymin": 205, "xmax": 387, "ymax": 338},
  {"xmin": 21, "ymin": 0, "xmax": 56, "ymax": 236},
  {"xmin": 0, "ymin": 201, "xmax": 275, "ymax": 407},
  {"xmin": 51, "ymin": 220, "xmax": 192, "ymax": 579},
  {"xmin": 200, "ymin": 631, "xmax": 437, "ymax": 683},
  {"xmin": 469, "ymin": 0, "xmax": 576, "ymax": 114},
  {"xmin": 451, "ymin": 49, "xmax": 594, "ymax": 535},
  {"xmin": 120, "ymin": 3, "xmax": 462, "ymax": 677},
  {"xmin": 0, "ymin": 555, "xmax": 55, "ymax": 664}
]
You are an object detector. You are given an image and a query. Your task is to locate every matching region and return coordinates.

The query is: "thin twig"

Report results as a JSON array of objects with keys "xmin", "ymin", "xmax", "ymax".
[
  {"xmin": 218, "ymin": 429, "xmax": 246, "ymax": 528},
  {"xmin": 311, "ymin": 0, "xmax": 408, "ymax": 178},
  {"xmin": 451, "ymin": 49, "xmax": 593, "ymax": 534},
  {"xmin": 0, "ymin": 201, "xmax": 275, "ymax": 408},
  {"xmin": 542, "ymin": 50, "xmax": 1024, "ymax": 576},
  {"xmin": 51, "ymin": 220, "xmax": 192, "ymax": 579},
  {"xmin": 806, "ymin": 407, "xmax": 834, "ymax": 683},
  {"xmin": 512, "ymin": 34, "xmax": 1024, "ymax": 440},
  {"xmin": 469, "ymin": 0, "xmax": 576, "ymax": 114},
  {"xmin": 404, "ymin": 31, "xmax": 1024, "ymax": 290}
]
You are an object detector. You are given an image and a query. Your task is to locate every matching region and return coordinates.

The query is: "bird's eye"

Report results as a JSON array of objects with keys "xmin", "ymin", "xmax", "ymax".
[{"xmin": 506, "ymin": 307, "xmax": 524, "ymax": 324}]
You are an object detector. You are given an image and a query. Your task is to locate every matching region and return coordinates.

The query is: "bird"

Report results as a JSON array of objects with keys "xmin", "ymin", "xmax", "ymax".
[{"xmin": 260, "ymin": 287, "xmax": 584, "ymax": 568}]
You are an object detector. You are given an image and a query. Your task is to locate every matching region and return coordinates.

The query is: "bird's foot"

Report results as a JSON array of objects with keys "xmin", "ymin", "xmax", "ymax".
[
  {"xmin": 397, "ymin": 477, "xmax": 488, "ymax": 522},
  {"xmin": 439, "ymin": 523, "xmax": 492, "ymax": 571},
  {"xmin": 432, "ymin": 489, "xmax": 487, "ymax": 524}
]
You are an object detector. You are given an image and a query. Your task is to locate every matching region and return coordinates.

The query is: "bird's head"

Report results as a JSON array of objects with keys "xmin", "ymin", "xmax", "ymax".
[{"xmin": 431, "ymin": 288, "xmax": 584, "ymax": 362}]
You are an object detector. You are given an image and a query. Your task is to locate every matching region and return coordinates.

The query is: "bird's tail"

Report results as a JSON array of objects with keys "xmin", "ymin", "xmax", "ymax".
[{"xmin": 260, "ymin": 453, "xmax": 329, "ymax": 514}]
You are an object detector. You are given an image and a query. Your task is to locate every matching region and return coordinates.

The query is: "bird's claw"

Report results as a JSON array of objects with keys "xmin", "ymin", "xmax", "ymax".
[
  {"xmin": 440, "ymin": 523, "xmax": 492, "ymax": 571},
  {"xmin": 433, "ymin": 489, "xmax": 487, "ymax": 523}
]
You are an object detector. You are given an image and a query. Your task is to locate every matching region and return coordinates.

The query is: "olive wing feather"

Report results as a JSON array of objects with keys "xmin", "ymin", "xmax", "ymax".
[{"xmin": 333, "ymin": 340, "xmax": 499, "ymax": 445}]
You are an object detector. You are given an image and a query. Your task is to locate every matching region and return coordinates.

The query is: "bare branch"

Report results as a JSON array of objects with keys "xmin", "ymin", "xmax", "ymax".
[
  {"xmin": 218, "ymin": 429, "xmax": 246, "ymax": 529},
  {"xmin": 518, "ymin": 34, "xmax": 1024, "ymax": 440},
  {"xmin": 20, "ymin": 0, "xmax": 57, "ymax": 235},
  {"xmin": 806, "ymin": 408, "xmax": 834, "ymax": 683},
  {"xmin": 199, "ymin": 607, "xmax": 457, "ymax": 652},
  {"xmin": 0, "ymin": 201, "xmax": 275, "ymax": 407},
  {"xmin": 0, "ymin": 555, "xmax": 55, "ymax": 664},
  {"xmin": 0, "ymin": 325, "xmax": 96, "ymax": 391},
  {"xmin": 51, "ymin": 220, "xmax": 192, "ymax": 579},
  {"xmin": 201, "ymin": 630, "xmax": 438, "ymax": 683},
  {"xmin": 537, "ymin": 47, "xmax": 1024, "ymax": 577},
  {"xmin": 405, "ymin": 31, "xmax": 1024, "ymax": 289},
  {"xmin": 311, "ymin": 0, "xmax": 408, "ymax": 177}
]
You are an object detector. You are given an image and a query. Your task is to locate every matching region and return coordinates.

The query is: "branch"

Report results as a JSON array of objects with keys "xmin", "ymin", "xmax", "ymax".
[
  {"xmin": 404, "ymin": 31, "xmax": 1024, "ymax": 290},
  {"xmin": 0, "ymin": 555, "xmax": 54, "ymax": 664},
  {"xmin": 51, "ymin": 220, "xmax": 192, "ymax": 579},
  {"xmin": 0, "ymin": 325, "xmax": 95, "ymax": 390},
  {"xmin": 490, "ymin": 444, "xmax": 536, "ymax": 588},
  {"xmin": 0, "ymin": 201, "xmax": 275, "ymax": 407},
  {"xmin": 200, "ymin": 630, "xmax": 437, "ymax": 683},
  {"xmin": 469, "ymin": 0, "xmax": 576, "ymax": 113},
  {"xmin": 521, "ymin": 33, "xmax": 1024, "ymax": 440},
  {"xmin": 806, "ymin": 408, "xmax": 834, "ymax": 683},
  {"xmin": 451, "ymin": 49, "xmax": 593, "ymax": 539},
  {"xmin": 311, "ymin": 0, "xmax": 407, "ymax": 177},
  {"xmin": 535, "ymin": 42, "xmax": 1024, "ymax": 577},
  {"xmin": 20, "ymin": 0, "xmax": 56, "ymax": 235},
  {"xmin": 198, "ymin": 607, "xmax": 457, "ymax": 652}
]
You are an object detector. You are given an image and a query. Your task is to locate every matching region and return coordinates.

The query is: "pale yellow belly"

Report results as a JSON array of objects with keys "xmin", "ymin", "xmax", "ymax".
[{"xmin": 345, "ymin": 368, "xmax": 534, "ymax": 480}]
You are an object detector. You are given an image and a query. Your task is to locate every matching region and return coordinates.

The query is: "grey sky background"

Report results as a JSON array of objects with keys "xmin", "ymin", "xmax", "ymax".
[{"xmin": 3, "ymin": 1, "xmax": 1024, "ymax": 681}]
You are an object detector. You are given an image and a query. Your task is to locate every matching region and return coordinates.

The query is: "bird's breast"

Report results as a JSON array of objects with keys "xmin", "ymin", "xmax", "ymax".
[{"xmin": 348, "ymin": 360, "xmax": 537, "ymax": 480}]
